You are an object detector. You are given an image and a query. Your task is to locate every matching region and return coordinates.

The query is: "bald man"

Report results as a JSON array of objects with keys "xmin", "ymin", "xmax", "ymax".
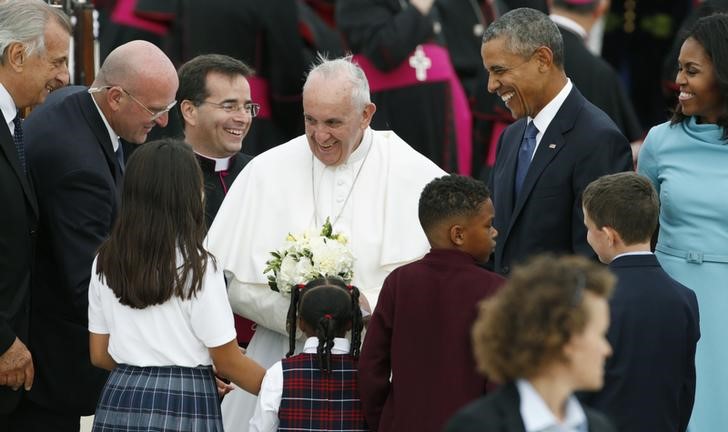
[{"xmin": 9, "ymin": 41, "xmax": 178, "ymax": 431}]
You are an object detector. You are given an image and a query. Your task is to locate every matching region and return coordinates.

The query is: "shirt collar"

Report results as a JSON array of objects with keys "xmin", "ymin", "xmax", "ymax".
[
  {"xmin": 517, "ymin": 379, "xmax": 587, "ymax": 432},
  {"xmin": 194, "ymin": 151, "xmax": 232, "ymax": 172},
  {"xmin": 345, "ymin": 127, "xmax": 372, "ymax": 165},
  {"xmin": 89, "ymin": 90, "xmax": 120, "ymax": 152},
  {"xmin": 613, "ymin": 251, "xmax": 653, "ymax": 260},
  {"xmin": 0, "ymin": 83, "xmax": 18, "ymax": 131},
  {"xmin": 530, "ymin": 79, "xmax": 573, "ymax": 141},
  {"xmin": 550, "ymin": 14, "xmax": 588, "ymax": 40},
  {"xmin": 302, "ymin": 337, "xmax": 351, "ymax": 354}
]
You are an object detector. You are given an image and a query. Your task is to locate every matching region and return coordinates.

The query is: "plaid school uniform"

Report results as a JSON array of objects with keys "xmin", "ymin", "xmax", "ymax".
[
  {"xmin": 278, "ymin": 353, "xmax": 368, "ymax": 431},
  {"xmin": 92, "ymin": 364, "xmax": 223, "ymax": 431}
]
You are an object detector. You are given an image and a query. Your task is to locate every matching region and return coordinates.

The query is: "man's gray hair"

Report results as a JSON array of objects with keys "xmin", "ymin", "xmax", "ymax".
[
  {"xmin": 482, "ymin": 7, "xmax": 564, "ymax": 68},
  {"xmin": 304, "ymin": 54, "xmax": 372, "ymax": 109},
  {"xmin": 0, "ymin": 0, "xmax": 72, "ymax": 64}
]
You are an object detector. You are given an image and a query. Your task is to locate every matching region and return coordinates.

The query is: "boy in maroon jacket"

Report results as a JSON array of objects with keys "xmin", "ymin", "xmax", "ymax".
[{"xmin": 359, "ymin": 174, "xmax": 505, "ymax": 432}]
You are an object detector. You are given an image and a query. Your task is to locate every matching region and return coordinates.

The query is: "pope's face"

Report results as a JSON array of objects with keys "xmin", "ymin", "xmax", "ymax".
[{"xmin": 303, "ymin": 73, "xmax": 375, "ymax": 166}]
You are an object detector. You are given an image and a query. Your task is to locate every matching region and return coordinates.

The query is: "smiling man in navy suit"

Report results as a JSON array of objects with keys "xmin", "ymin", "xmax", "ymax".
[
  {"xmin": 13, "ymin": 40, "xmax": 178, "ymax": 432},
  {"xmin": 481, "ymin": 7, "xmax": 632, "ymax": 275}
]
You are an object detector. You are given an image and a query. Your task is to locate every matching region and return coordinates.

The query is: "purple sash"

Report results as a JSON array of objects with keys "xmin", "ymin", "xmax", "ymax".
[
  {"xmin": 248, "ymin": 76, "xmax": 272, "ymax": 120},
  {"xmin": 354, "ymin": 44, "xmax": 472, "ymax": 175}
]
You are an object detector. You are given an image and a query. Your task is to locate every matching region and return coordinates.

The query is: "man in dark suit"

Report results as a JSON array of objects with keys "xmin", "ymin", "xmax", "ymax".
[
  {"xmin": 0, "ymin": 0, "xmax": 71, "ymax": 423},
  {"xmin": 581, "ymin": 172, "xmax": 700, "ymax": 432},
  {"xmin": 481, "ymin": 7, "xmax": 632, "ymax": 275},
  {"xmin": 10, "ymin": 40, "xmax": 178, "ymax": 431},
  {"xmin": 550, "ymin": 0, "xmax": 643, "ymax": 146},
  {"xmin": 177, "ymin": 54, "xmax": 255, "ymax": 346}
]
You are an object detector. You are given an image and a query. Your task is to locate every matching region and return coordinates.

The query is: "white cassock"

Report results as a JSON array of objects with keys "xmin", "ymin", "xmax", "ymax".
[{"xmin": 206, "ymin": 128, "xmax": 446, "ymax": 431}]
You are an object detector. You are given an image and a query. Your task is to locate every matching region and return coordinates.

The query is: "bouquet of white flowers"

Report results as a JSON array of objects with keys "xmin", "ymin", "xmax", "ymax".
[{"xmin": 263, "ymin": 218, "xmax": 355, "ymax": 294}]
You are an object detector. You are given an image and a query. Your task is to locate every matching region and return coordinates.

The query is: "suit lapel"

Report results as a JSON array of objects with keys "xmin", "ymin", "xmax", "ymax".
[
  {"xmin": 78, "ymin": 90, "xmax": 122, "ymax": 184},
  {"xmin": 506, "ymin": 88, "xmax": 583, "ymax": 236},
  {"xmin": 499, "ymin": 382, "xmax": 528, "ymax": 432},
  {"xmin": 0, "ymin": 112, "xmax": 38, "ymax": 216},
  {"xmin": 494, "ymin": 119, "xmax": 526, "ymax": 253}
]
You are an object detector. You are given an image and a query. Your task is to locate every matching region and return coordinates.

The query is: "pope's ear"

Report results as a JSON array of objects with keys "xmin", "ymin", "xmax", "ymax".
[{"xmin": 360, "ymin": 102, "xmax": 376, "ymax": 129}]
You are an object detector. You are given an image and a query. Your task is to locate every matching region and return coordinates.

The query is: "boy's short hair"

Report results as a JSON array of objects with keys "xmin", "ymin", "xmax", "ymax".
[
  {"xmin": 418, "ymin": 174, "xmax": 491, "ymax": 234},
  {"xmin": 582, "ymin": 172, "xmax": 659, "ymax": 245}
]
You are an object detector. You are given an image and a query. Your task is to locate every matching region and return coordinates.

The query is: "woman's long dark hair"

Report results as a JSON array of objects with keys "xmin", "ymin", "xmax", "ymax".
[
  {"xmin": 671, "ymin": 13, "xmax": 728, "ymax": 139},
  {"xmin": 285, "ymin": 277, "xmax": 363, "ymax": 372},
  {"xmin": 96, "ymin": 138, "xmax": 214, "ymax": 308}
]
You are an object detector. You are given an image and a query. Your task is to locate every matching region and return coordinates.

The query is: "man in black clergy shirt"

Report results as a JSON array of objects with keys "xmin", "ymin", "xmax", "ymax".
[{"xmin": 177, "ymin": 54, "xmax": 255, "ymax": 345}]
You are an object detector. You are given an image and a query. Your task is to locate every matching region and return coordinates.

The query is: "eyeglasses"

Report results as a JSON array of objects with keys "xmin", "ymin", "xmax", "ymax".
[
  {"xmin": 88, "ymin": 86, "xmax": 177, "ymax": 121},
  {"xmin": 199, "ymin": 100, "xmax": 260, "ymax": 117}
]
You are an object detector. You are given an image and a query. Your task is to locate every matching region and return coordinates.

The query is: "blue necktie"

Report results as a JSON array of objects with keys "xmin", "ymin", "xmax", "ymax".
[
  {"xmin": 13, "ymin": 114, "xmax": 25, "ymax": 174},
  {"xmin": 515, "ymin": 121, "xmax": 538, "ymax": 198},
  {"xmin": 115, "ymin": 141, "xmax": 125, "ymax": 174}
]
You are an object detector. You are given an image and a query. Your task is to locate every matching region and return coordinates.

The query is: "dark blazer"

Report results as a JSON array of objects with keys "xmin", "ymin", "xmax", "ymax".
[
  {"xmin": 446, "ymin": 382, "xmax": 616, "ymax": 432},
  {"xmin": 0, "ymin": 111, "xmax": 39, "ymax": 414},
  {"xmin": 557, "ymin": 24, "xmax": 642, "ymax": 142},
  {"xmin": 580, "ymin": 254, "xmax": 700, "ymax": 432},
  {"xmin": 23, "ymin": 86, "xmax": 119, "ymax": 415},
  {"xmin": 489, "ymin": 86, "xmax": 632, "ymax": 275}
]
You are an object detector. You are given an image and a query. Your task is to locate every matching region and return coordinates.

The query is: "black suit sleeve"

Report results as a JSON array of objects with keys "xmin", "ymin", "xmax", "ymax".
[
  {"xmin": 571, "ymin": 127, "xmax": 633, "ymax": 257},
  {"xmin": 336, "ymin": 0, "xmax": 435, "ymax": 71},
  {"xmin": 45, "ymin": 169, "xmax": 115, "ymax": 321}
]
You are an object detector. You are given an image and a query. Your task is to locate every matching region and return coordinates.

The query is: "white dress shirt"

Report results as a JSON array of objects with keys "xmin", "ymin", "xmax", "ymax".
[
  {"xmin": 528, "ymin": 79, "xmax": 573, "ymax": 160},
  {"xmin": 517, "ymin": 379, "xmax": 588, "ymax": 432},
  {"xmin": 0, "ymin": 83, "xmax": 19, "ymax": 135}
]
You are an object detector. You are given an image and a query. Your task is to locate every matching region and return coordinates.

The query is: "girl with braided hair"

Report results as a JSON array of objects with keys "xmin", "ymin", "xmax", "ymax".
[{"xmin": 249, "ymin": 276, "xmax": 368, "ymax": 431}]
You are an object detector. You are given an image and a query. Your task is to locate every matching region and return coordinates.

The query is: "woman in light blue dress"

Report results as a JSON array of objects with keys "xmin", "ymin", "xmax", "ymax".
[{"xmin": 638, "ymin": 13, "xmax": 728, "ymax": 432}]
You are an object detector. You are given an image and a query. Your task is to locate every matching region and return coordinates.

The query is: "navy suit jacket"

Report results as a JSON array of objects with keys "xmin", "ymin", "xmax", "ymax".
[
  {"xmin": 580, "ymin": 254, "xmax": 700, "ymax": 432},
  {"xmin": 23, "ymin": 86, "xmax": 119, "ymax": 414},
  {"xmin": 0, "ymin": 110, "xmax": 38, "ymax": 414},
  {"xmin": 445, "ymin": 382, "xmax": 616, "ymax": 432},
  {"xmin": 489, "ymin": 86, "xmax": 632, "ymax": 274}
]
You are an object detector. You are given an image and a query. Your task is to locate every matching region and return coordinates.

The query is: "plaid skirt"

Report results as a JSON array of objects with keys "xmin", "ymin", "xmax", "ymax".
[{"xmin": 92, "ymin": 364, "xmax": 223, "ymax": 431}]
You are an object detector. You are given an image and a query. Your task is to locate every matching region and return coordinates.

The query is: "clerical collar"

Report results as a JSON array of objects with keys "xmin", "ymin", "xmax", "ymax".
[
  {"xmin": 0, "ymin": 83, "xmax": 18, "ymax": 134},
  {"xmin": 550, "ymin": 14, "xmax": 588, "ymax": 40},
  {"xmin": 342, "ymin": 127, "xmax": 373, "ymax": 166},
  {"xmin": 89, "ymin": 90, "xmax": 120, "ymax": 152},
  {"xmin": 194, "ymin": 151, "xmax": 232, "ymax": 172}
]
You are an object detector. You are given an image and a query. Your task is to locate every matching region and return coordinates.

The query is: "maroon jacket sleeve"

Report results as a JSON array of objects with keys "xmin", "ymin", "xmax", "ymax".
[{"xmin": 358, "ymin": 274, "xmax": 397, "ymax": 430}]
